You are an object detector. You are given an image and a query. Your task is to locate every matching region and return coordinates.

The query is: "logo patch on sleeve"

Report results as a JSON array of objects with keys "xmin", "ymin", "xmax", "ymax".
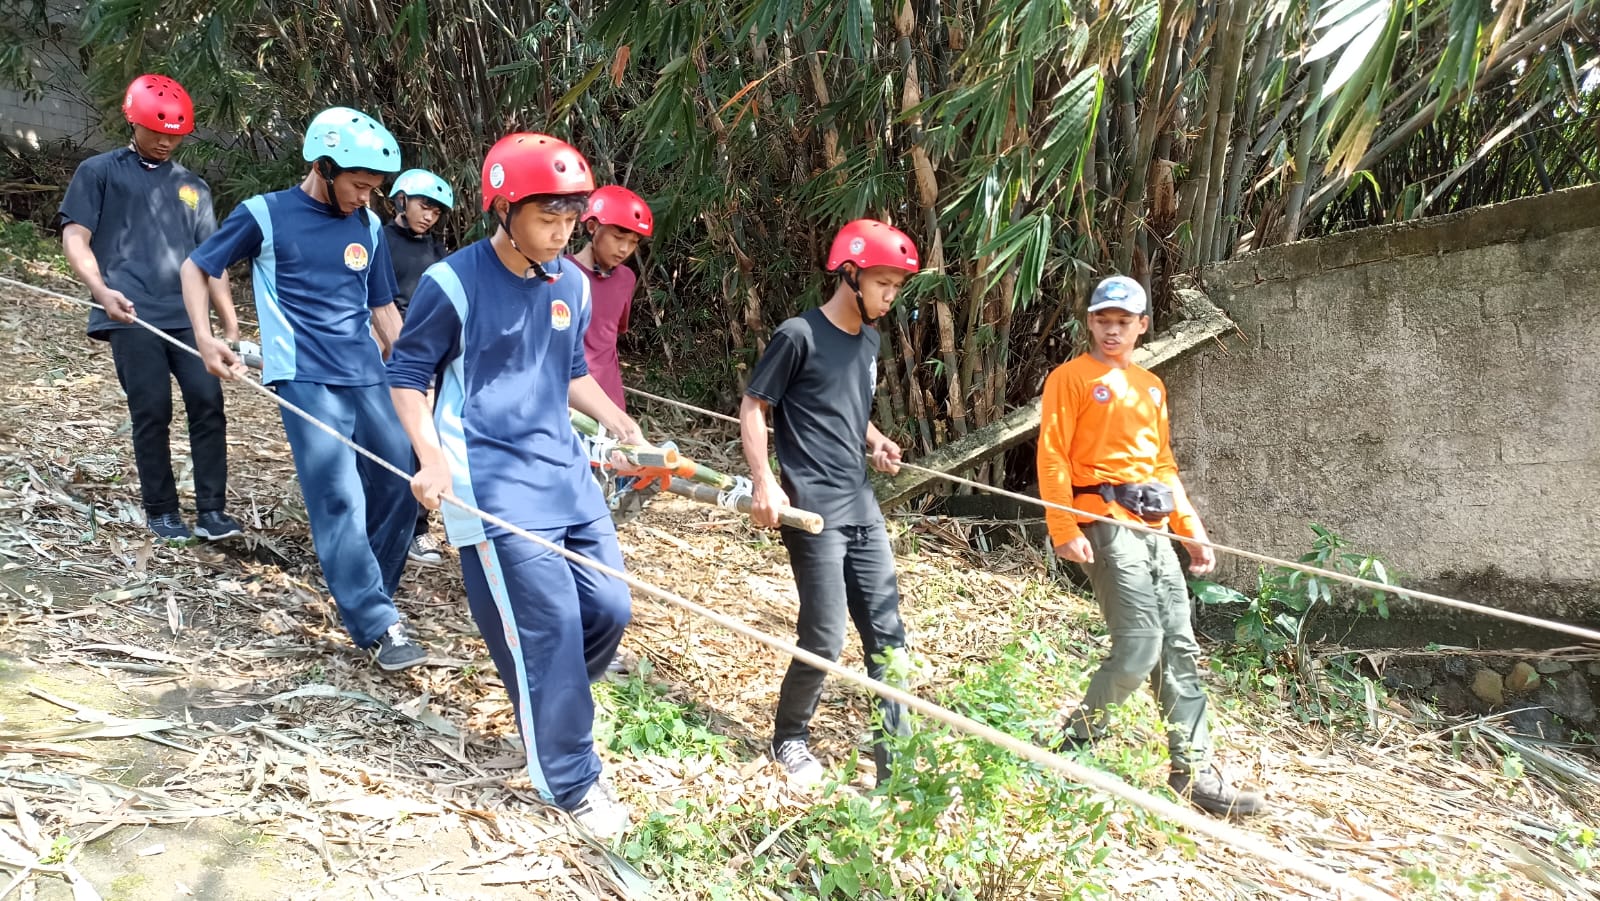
[
  {"xmin": 1148, "ymin": 386, "xmax": 1162, "ymax": 407},
  {"xmin": 343, "ymin": 242, "xmax": 370, "ymax": 271},
  {"xmin": 178, "ymin": 185, "xmax": 199, "ymax": 210},
  {"xmin": 551, "ymin": 299, "xmax": 572, "ymax": 331},
  {"xmin": 1092, "ymin": 384, "xmax": 1112, "ymax": 404}
]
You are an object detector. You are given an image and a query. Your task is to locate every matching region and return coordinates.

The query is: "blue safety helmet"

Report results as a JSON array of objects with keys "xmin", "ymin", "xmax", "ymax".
[
  {"xmin": 301, "ymin": 107, "xmax": 402, "ymax": 174},
  {"xmin": 389, "ymin": 168, "xmax": 455, "ymax": 210}
]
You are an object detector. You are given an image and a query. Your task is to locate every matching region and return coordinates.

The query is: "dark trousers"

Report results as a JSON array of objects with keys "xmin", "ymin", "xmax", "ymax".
[
  {"xmin": 460, "ymin": 517, "xmax": 631, "ymax": 809},
  {"xmin": 774, "ymin": 523, "xmax": 909, "ymax": 779},
  {"xmin": 107, "ymin": 327, "xmax": 228, "ymax": 516},
  {"xmin": 274, "ymin": 381, "xmax": 416, "ymax": 648}
]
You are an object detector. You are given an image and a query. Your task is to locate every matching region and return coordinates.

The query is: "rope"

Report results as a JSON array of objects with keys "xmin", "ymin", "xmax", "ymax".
[
  {"xmin": 0, "ymin": 272, "xmax": 1391, "ymax": 898},
  {"xmin": 623, "ymin": 386, "xmax": 1600, "ymax": 646}
]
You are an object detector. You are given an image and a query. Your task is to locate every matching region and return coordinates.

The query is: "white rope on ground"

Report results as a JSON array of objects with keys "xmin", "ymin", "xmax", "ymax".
[
  {"xmin": 2, "ymin": 272, "xmax": 1391, "ymax": 899},
  {"xmin": 622, "ymin": 385, "xmax": 1600, "ymax": 646}
]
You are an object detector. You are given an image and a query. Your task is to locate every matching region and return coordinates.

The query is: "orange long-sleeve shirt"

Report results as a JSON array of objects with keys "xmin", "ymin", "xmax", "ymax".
[{"xmin": 1036, "ymin": 354, "xmax": 1201, "ymax": 546}]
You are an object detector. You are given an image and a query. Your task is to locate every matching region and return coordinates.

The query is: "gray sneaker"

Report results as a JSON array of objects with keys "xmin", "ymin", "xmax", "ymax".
[
  {"xmin": 1169, "ymin": 765, "xmax": 1266, "ymax": 817},
  {"xmin": 373, "ymin": 622, "xmax": 428, "ymax": 671},
  {"xmin": 772, "ymin": 739, "xmax": 824, "ymax": 787},
  {"xmin": 407, "ymin": 534, "xmax": 443, "ymax": 566}
]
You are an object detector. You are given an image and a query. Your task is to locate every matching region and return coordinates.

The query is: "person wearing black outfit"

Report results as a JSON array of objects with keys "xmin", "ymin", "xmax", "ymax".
[
  {"xmin": 60, "ymin": 74, "xmax": 243, "ymax": 544},
  {"xmin": 741, "ymin": 219, "xmax": 922, "ymax": 788},
  {"xmin": 381, "ymin": 168, "xmax": 454, "ymax": 566}
]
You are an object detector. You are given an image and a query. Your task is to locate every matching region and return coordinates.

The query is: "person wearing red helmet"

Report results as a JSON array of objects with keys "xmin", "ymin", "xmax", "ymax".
[
  {"xmin": 740, "ymin": 218, "xmax": 921, "ymax": 788},
  {"xmin": 567, "ymin": 185, "xmax": 652, "ymax": 411},
  {"xmin": 388, "ymin": 133, "xmax": 641, "ymax": 839},
  {"xmin": 58, "ymin": 74, "xmax": 244, "ymax": 544}
]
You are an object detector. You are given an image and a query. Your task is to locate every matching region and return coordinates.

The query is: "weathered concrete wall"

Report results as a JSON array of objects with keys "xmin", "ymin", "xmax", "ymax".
[
  {"xmin": 1168, "ymin": 185, "xmax": 1600, "ymax": 630},
  {"xmin": 1, "ymin": 1, "xmax": 112, "ymax": 152}
]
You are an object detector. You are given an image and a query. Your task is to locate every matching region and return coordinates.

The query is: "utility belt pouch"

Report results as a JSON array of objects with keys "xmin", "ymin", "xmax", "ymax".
[{"xmin": 1075, "ymin": 482, "xmax": 1175, "ymax": 522}]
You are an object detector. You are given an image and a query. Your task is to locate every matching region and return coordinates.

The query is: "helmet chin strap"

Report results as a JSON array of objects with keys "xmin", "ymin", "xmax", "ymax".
[
  {"xmin": 495, "ymin": 205, "xmax": 560, "ymax": 283},
  {"xmin": 842, "ymin": 266, "xmax": 878, "ymax": 325},
  {"xmin": 316, "ymin": 160, "xmax": 350, "ymax": 219}
]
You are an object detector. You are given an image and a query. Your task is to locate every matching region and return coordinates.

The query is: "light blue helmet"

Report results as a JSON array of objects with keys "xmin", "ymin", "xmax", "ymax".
[
  {"xmin": 301, "ymin": 107, "xmax": 401, "ymax": 174},
  {"xmin": 389, "ymin": 168, "xmax": 455, "ymax": 210}
]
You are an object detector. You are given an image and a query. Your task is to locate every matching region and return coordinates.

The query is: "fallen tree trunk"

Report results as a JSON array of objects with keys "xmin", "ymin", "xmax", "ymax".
[{"xmin": 874, "ymin": 288, "xmax": 1236, "ymax": 510}]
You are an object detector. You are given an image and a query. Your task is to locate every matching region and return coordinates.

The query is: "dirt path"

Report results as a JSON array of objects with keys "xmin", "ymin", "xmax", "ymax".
[{"xmin": 3, "ymin": 267, "xmax": 1600, "ymax": 900}]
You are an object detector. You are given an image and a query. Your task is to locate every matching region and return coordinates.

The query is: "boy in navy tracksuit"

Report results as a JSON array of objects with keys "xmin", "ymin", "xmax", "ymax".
[
  {"xmin": 181, "ymin": 107, "xmax": 426, "ymax": 671},
  {"xmin": 388, "ymin": 133, "xmax": 638, "ymax": 838}
]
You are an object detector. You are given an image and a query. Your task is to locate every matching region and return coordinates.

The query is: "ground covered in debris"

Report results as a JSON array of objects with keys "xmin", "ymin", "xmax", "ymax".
[{"xmin": 2, "ymin": 252, "xmax": 1600, "ymax": 900}]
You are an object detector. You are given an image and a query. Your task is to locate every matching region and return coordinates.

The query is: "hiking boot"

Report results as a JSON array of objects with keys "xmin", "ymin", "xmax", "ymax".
[
  {"xmin": 194, "ymin": 510, "xmax": 243, "ymax": 541},
  {"xmin": 373, "ymin": 622, "xmax": 428, "ymax": 671},
  {"xmin": 772, "ymin": 739, "xmax": 824, "ymax": 787},
  {"xmin": 571, "ymin": 776, "xmax": 632, "ymax": 839},
  {"xmin": 408, "ymin": 533, "xmax": 443, "ymax": 566},
  {"xmin": 1169, "ymin": 765, "xmax": 1266, "ymax": 818},
  {"xmin": 147, "ymin": 512, "xmax": 192, "ymax": 543}
]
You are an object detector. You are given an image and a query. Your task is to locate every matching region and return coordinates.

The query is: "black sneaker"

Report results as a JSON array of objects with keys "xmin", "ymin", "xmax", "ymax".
[
  {"xmin": 373, "ymin": 622, "xmax": 428, "ymax": 671},
  {"xmin": 194, "ymin": 510, "xmax": 244, "ymax": 541},
  {"xmin": 1169, "ymin": 765, "xmax": 1267, "ymax": 817},
  {"xmin": 147, "ymin": 512, "xmax": 192, "ymax": 543}
]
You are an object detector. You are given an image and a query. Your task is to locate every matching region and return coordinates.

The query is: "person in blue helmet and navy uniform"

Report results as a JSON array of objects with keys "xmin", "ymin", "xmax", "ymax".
[
  {"xmin": 382, "ymin": 167, "xmax": 454, "ymax": 567},
  {"xmin": 180, "ymin": 107, "xmax": 428, "ymax": 672},
  {"xmin": 388, "ymin": 132, "xmax": 640, "ymax": 839}
]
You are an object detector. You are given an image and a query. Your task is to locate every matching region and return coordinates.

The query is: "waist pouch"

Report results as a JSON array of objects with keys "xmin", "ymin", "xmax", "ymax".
[{"xmin": 1075, "ymin": 482, "xmax": 1175, "ymax": 522}]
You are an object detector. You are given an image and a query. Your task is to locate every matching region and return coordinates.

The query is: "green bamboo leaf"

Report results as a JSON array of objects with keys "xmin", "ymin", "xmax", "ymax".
[{"xmin": 550, "ymin": 60, "xmax": 609, "ymax": 122}]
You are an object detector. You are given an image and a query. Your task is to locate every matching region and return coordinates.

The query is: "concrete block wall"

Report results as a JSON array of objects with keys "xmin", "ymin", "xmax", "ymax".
[
  {"xmin": 1, "ymin": 0, "xmax": 112, "ymax": 152},
  {"xmin": 1, "ymin": 85, "xmax": 106, "ymax": 150},
  {"xmin": 1166, "ymin": 184, "xmax": 1600, "ymax": 623}
]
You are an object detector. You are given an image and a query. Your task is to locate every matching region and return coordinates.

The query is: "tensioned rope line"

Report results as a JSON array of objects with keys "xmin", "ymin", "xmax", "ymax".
[
  {"xmin": 1, "ymin": 273, "xmax": 1388, "ymax": 900},
  {"xmin": 624, "ymin": 385, "xmax": 1600, "ymax": 645}
]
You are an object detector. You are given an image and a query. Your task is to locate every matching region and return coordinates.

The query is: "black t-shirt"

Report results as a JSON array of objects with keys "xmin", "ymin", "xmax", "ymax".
[
  {"xmin": 58, "ymin": 148, "xmax": 218, "ymax": 338},
  {"xmin": 745, "ymin": 306, "xmax": 881, "ymax": 528},
  {"xmin": 382, "ymin": 221, "xmax": 447, "ymax": 317}
]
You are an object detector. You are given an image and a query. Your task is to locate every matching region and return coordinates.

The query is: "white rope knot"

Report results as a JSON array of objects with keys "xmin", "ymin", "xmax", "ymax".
[{"xmin": 717, "ymin": 475, "xmax": 753, "ymax": 511}]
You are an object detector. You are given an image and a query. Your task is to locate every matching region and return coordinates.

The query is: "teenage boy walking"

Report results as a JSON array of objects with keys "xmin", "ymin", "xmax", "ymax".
[
  {"xmin": 742, "ymin": 219, "xmax": 919, "ymax": 787},
  {"xmin": 383, "ymin": 167, "xmax": 454, "ymax": 566},
  {"xmin": 182, "ymin": 107, "xmax": 426, "ymax": 671},
  {"xmin": 388, "ymin": 132, "xmax": 639, "ymax": 838},
  {"xmin": 1036, "ymin": 274, "xmax": 1264, "ymax": 817},
  {"xmin": 59, "ymin": 74, "xmax": 244, "ymax": 543}
]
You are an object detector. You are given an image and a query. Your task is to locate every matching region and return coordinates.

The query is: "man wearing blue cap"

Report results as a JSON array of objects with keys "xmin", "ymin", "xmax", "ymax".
[
  {"xmin": 180, "ymin": 108, "xmax": 426, "ymax": 671},
  {"xmin": 1036, "ymin": 275, "xmax": 1265, "ymax": 817}
]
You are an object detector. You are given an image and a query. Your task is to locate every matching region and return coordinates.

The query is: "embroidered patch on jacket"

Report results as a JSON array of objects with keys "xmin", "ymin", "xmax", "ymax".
[{"xmin": 343, "ymin": 242, "xmax": 369, "ymax": 271}]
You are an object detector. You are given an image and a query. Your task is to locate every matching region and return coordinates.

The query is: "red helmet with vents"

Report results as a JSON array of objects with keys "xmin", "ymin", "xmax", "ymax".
[
  {"xmin": 480, "ymin": 133, "xmax": 595, "ymax": 211},
  {"xmin": 826, "ymin": 219, "xmax": 919, "ymax": 273},
  {"xmin": 123, "ymin": 74, "xmax": 194, "ymax": 136}
]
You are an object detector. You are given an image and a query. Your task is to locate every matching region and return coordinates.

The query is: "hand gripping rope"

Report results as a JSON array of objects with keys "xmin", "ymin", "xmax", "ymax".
[
  {"xmin": 621, "ymin": 385, "xmax": 1600, "ymax": 646},
  {"xmin": 0, "ymin": 272, "xmax": 1483, "ymax": 899}
]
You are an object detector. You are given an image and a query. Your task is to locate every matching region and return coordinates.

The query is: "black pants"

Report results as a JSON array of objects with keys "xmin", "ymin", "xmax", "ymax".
[
  {"xmin": 107, "ymin": 327, "xmax": 227, "ymax": 516},
  {"xmin": 774, "ymin": 523, "xmax": 909, "ymax": 779}
]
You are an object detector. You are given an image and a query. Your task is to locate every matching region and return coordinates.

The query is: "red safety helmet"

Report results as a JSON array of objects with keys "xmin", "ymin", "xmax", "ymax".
[
  {"xmin": 123, "ymin": 74, "xmax": 195, "ymax": 135},
  {"xmin": 480, "ymin": 133, "xmax": 595, "ymax": 211},
  {"xmin": 826, "ymin": 219, "xmax": 919, "ymax": 273},
  {"xmin": 583, "ymin": 185, "xmax": 653, "ymax": 237}
]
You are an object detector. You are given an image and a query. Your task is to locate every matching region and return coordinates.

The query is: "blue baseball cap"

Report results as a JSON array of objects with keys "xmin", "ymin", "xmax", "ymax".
[{"xmin": 1087, "ymin": 275, "xmax": 1148, "ymax": 315}]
